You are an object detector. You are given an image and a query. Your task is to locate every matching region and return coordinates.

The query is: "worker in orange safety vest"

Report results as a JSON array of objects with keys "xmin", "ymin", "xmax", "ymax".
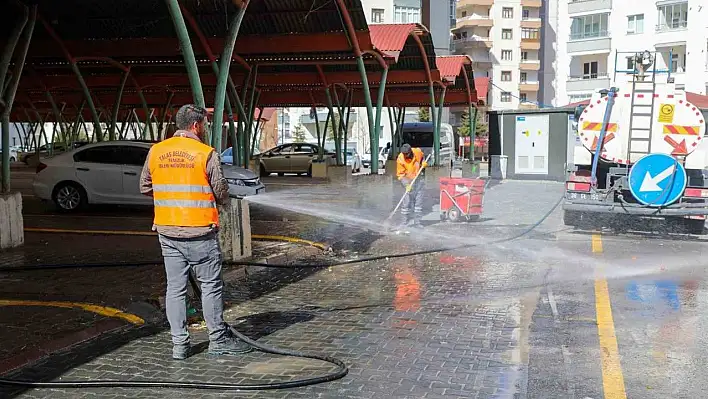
[
  {"xmin": 396, "ymin": 143, "xmax": 428, "ymax": 228},
  {"xmin": 140, "ymin": 104, "xmax": 252, "ymax": 360}
]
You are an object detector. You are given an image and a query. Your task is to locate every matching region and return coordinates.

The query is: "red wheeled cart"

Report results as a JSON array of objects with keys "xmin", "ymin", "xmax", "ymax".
[{"xmin": 439, "ymin": 177, "xmax": 485, "ymax": 222}]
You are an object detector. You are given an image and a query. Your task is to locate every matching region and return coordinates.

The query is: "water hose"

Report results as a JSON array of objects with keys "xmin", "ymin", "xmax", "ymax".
[{"xmin": 0, "ymin": 195, "xmax": 564, "ymax": 391}]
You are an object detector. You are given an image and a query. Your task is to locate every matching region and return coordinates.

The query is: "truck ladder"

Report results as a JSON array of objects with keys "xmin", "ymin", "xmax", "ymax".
[{"xmin": 626, "ymin": 77, "xmax": 657, "ymax": 163}]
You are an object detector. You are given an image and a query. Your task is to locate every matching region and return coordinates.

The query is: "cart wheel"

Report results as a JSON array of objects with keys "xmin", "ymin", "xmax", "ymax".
[{"xmin": 448, "ymin": 208, "xmax": 461, "ymax": 222}]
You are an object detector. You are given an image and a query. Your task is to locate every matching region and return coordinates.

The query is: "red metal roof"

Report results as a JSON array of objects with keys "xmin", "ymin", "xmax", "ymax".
[
  {"xmin": 369, "ymin": 24, "xmax": 420, "ymax": 59},
  {"xmin": 474, "ymin": 77, "xmax": 489, "ymax": 104},
  {"xmin": 436, "ymin": 55, "xmax": 470, "ymax": 81},
  {"xmin": 565, "ymin": 92, "xmax": 708, "ymax": 110}
]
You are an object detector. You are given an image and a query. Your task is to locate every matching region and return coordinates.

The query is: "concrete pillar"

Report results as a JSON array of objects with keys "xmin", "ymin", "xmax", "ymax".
[
  {"xmin": 0, "ymin": 192, "xmax": 24, "ymax": 249},
  {"xmin": 217, "ymin": 198, "xmax": 251, "ymax": 261}
]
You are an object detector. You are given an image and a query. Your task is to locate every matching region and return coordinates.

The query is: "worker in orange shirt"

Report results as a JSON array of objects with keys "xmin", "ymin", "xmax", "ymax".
[{"xmin": 396, "ymin": 143, "xmax": 428, "ymax": 228}]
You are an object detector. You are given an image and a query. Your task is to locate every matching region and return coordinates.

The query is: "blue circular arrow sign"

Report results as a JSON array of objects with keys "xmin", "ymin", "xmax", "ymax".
[{"xmin": 628, "ymin": 153, "xmax": 687, "ymax": 206}]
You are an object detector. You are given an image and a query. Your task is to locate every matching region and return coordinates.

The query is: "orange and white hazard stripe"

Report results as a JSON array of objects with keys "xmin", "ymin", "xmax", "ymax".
[
  {"xmin": 662, "ymin": 125, "xmax": 701, "ymax": 136},
  {"xmin": 582, "ymin": 121, "xmax": 618, "ymax": 132}
]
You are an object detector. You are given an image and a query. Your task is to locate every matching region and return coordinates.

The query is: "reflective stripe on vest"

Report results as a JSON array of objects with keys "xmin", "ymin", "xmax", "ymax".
[
  {"xmin": 153, "ymin": 199, "xmax": 216, "ymax": 208},
  {"xmin": 148, "ymin": 137, "xmax": 219, "ymax": 227},
  {"xmin": 153, "ymin": 184, "xmax": 214, "ymax": 194}
]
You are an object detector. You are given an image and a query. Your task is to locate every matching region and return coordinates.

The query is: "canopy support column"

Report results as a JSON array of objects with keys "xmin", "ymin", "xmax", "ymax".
[
  {"xmin": 212, "ymin": 2, "xmax": 248, "ymax": 152},
  {"xmin": 166, "ymin": 0, "xmax": 205, "ymax": 107},
  {"xmin": 2, "ymin": 5, "xmax": 36, "ymax": 193}
]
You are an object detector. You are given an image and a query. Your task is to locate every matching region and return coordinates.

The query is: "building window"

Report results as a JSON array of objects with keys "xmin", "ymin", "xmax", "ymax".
[
  {"xmin": 501, "ymin": 92, "xmax": 512, "ymax": 102},
  {"xmin": 371, "ymin": 8, "xmax": 384, "ymax": 24},
  {"xmin": 501, "ymin": 50, "xmax": 513, "ymax": 61},
  {"xmin": 570, "ymin": 13, "xmax": 609, "ymax": 40},
  {"xmin": 522, "ymin": 9, "xmax": 530, "ymax": 20},
  {"xmin": 626, "ymin": 56, "xmax": 635, "ymax": 71},
  {"xmin": 583, "ymin": 61, "xmax": 598, "ymax": 79},
  {"xmin": 627, "ymin": 14, "xmax": 644, "ymax": 34},
  {"xmin": 501, "ymin": 71, "xmax": 512, "ymax": 81},
  {"xmin": 657, "ymin": 2, "xmax": 688, "ymax": 31},
  {"xmin": 521, "ymin": 51, "xmax": 529, "ymax": 61},
  {"xmin": 521, "ymin": 28, "xmax": 539, "ymax": 39},
  {"xmin": 502, "ymin": 29, "xmax": 513, "ymax": 39},
  {"xmin": 520, "ymin": 93, "xmax": 528, "ymax": 102},
  {"xmin": 394, "ymin": 6, "xmax": 421, "ymax": 23},
  {"xmin": 520, "ymin": 72, "xmax": 528, "ymax": 83},
  {"xmin": 502, "ymin": 7, "xmax": 513, "ymax": 19},
  {"xmin": 461, "ymin": 10, "xmax": 467, "ymax": 18}
]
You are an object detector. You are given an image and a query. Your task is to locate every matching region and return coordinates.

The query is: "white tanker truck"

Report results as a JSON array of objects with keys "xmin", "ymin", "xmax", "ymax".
[{"xmin": 564, "ymin": 50, "xmax": 708, "ymax": 234}]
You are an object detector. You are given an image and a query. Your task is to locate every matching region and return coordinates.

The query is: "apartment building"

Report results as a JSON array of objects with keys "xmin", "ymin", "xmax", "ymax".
[
  {"xmin": 452, "ymin": 0, "xmax": 544, "ymax": 110},
  {"xmin": 550, "ymin": 0, "xmax": 708, "ymax": 106}
]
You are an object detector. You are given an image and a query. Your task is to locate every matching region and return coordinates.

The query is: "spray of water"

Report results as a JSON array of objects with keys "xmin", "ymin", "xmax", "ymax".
[{"xmin": 247, "ymin": 178, "xmax": 708, "ymax": 288}]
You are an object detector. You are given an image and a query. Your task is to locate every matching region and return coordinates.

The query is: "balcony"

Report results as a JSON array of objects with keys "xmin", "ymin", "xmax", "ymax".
[
  {"xmin": 520, "ymin": 38, "xmax": 541, "ymax": 50},
  {"xmin": 520, "ymin": 0, "xmax": 541, "ymax": 7},
  {"xmin": 520, "ymin": 18, "xmax": 542, "ymax": 29},
  {"xmin": 454, "ymin": 36, "xmax": 493, "ymax": 50},
  {"xmin": 566, "ymin": 75, "xmax": 610, "ymax": 92},
  {"xmin": 567, "ymin": 31, "xmax": 611, "ymax": 54},
  {"xmin": 519, "ymin": 81, "xmax": 540, "ymax": 92},
  {"xmin": 455, "ymin": 15, "xmax": 494, "ymax": 29},
  {"xmin": 457, "ymin": 0, "xmax": 494, "ymax": 7},
  {"xmin": 520, "ymin": 59, "xmax": 541, "ymax": 71}
]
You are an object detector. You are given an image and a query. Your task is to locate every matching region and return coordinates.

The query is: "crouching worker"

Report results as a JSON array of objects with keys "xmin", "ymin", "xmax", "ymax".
[
  {"xmin": 396, "ymin": 143, "xmax": 428, "ymax": 228},
  {"xmin": 140, "ymin": 104, "xmax": 252, "ymax": 360}
]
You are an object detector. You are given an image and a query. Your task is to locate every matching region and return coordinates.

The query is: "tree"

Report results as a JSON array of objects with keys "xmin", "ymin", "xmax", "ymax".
[
  {"xmin": 418, "ymin": 107, "xmax": 430, "ymax": 122},
  {"xmin": 456, "ymin": 109, "xmax": 488, "ymax": 137},
  {"xmin": 292, "ymin": 124, "xmax": 306, "ymax": 143}
]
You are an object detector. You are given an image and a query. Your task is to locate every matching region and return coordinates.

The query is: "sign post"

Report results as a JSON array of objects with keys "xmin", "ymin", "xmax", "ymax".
[{"xmin": 628, "ymin": 153, "xmax": 687, "ymax": 206}]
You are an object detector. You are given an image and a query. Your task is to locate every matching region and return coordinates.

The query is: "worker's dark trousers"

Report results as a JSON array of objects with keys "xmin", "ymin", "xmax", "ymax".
[{"xmin": 401, "ymin": 181, "xmax": 425, "ymax": 223}]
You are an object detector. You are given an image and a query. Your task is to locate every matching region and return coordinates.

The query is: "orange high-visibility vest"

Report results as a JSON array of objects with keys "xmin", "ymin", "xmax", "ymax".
[
  {"xmin": 396, "ymin": 147, "xmax": 424, "ymax": 181},
  {"xmin": 148, "ymin": 137, "xmax": 219, "ymax": 227}
]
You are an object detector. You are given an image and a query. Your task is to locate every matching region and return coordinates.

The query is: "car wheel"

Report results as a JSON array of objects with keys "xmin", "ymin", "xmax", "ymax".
[
  {"xmin": 307, "ymin": 165, "xmax": 312, "ymax": 177},
  {"xmin": 277, "ymin": 172, "xmax": 284, "ymax": 177},
  {"xmin": 52, "ymin": 182, "xmax": 86, "ymax": 212},
  {"xmin": 259, "ymin": 164, "xmax": 268, "ymax": 177},
  {"xmin": 9, "ymin": 157, "xmax": 15, "ymax": 163}
]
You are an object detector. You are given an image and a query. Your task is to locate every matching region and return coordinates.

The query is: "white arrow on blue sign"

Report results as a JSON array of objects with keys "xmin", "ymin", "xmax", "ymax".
[{"xmin": 628, "ymin": 153, "xmax": 687, "ymax": 207}]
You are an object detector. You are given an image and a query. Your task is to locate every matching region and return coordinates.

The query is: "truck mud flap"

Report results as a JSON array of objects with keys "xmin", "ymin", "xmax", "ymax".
[{"xmin": 563, "ymin": 202, "xmax": 708, "ymax": 216}]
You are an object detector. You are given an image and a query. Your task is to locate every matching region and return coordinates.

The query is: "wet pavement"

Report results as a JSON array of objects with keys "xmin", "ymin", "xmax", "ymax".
[{"xmin": 2, "ymin": 174, "xmax": 708, "ymax": 398}]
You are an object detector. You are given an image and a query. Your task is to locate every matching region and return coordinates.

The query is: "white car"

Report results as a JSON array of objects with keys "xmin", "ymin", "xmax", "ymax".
[
  {"xmin": 32, "ymin": 141, "xmax": 265, "ymax": 212},
  {"xmin": 345, "ymin": 148, "xmax": 362, "ymax": 173},
  {"xmin": 0, "ymin": 147, "xmax": 18, "ymax": 163}
]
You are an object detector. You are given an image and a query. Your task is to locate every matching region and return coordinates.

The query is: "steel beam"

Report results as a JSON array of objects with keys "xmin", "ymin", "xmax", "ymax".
[
  {"xmin": 435, "ymin": 84, "xmax": 447, "ymax": 166},
  {"xmin": 110, "ymin": 69, "xmax": 131, "ymax": 141},
  {"xmin": 166, "ymin": 0, "xmax": 205, "ymax": 107},
  {"xmin": 2, "ymin": 5, "xmax": 36, "ymax": 193},
  {"xmin": 373, "ymin": 67, "xmax": 389, "ymax": 172},
  {"xmin": 212, "ymin": 3, "xmax": 248, "ymax": 151},
  {"xmin": 0, "ymin": 5, "xmax": 28, "ymax": 100}
]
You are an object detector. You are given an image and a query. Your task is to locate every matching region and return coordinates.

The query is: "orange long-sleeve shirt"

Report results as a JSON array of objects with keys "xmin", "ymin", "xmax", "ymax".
[{"xmin": 396, "ymin": 147, "xmax": 424, "ymax": 181}]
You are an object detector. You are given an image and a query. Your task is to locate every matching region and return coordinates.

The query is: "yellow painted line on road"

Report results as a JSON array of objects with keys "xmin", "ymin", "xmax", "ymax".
[
  {"xmin": 253, "ymin": 234, "xmax": 329, "ymax": 250},
  {"xmin": 592, "ymin": 233, "xmax": 627, "ymax": 399},
  {"xmin": 23, "ymin": 227, "xmax": 328, "ymax": 250},
  {"xmin": 0, "ymin": 299, "xmax": 144, "ymax": 325}
]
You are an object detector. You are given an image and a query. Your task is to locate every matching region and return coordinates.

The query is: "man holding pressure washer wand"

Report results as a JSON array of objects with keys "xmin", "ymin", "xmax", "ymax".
[{"xmin": 140, "ymin": 104, "xmax": 252, "ymax": 360}]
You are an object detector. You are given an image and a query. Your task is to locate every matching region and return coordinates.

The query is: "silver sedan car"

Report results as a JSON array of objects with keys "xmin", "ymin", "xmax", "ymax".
[{"xmin": 222, "ymin": 164, "xmax": 265, "ymax": 198}]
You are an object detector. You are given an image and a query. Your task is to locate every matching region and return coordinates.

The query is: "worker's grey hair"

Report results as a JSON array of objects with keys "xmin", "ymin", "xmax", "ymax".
[{"xmin": 175, "ymin": 104, "xmax": 208, "ymax": 130}]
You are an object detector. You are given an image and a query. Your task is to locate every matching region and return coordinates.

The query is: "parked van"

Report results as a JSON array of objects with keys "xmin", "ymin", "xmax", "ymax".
[{"xmin": 400, "ymin": 122, "xmax": 454, "ymax": 165}]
